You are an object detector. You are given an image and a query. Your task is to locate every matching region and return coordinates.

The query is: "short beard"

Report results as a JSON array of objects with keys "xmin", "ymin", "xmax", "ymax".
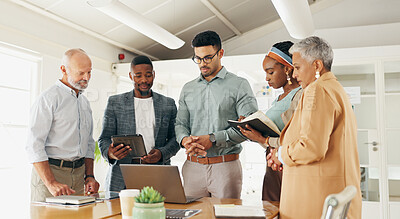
[
  {"xmin": 68, "ymin": 75, "xmax": 88, "ymax": 91},
  {"xmin": 137, "ymin": 89, "xmax": 150, "ymax": 97},
  {"xmin": 201, "ymin": 67, "xmax": 214, "ymax": 78},
  {"xmin": 202, "ymin": 71, "xmax": 213, "ymax": 78}
]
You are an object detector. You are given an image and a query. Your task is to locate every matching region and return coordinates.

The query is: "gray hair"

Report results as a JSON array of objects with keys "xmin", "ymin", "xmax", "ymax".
[
  {"xmin": 61, "ymin": 48, "xmax": 87, "ymax": 69},
  {"xmin": 289, "ymin": 36, "xmax": 334, "ymax": 71}
]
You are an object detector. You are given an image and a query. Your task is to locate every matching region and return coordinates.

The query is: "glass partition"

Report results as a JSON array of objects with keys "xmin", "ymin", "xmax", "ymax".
[
  {"xmin": 333, "ymin": 63, "xmax": 380, "ymax": 202},
  {"xmin": 384, "ymin": 61, "xmax": 400, "ymax": 203}
]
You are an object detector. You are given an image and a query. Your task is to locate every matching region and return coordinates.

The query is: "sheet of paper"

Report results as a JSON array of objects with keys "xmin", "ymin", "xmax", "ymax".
[
  {"xmin": 344, "ymin": 86, "xmax": 361, "ymax": 104},
  {"xmin": 214, "ymin": 204, "xmax": 265, "ymax": 217}
]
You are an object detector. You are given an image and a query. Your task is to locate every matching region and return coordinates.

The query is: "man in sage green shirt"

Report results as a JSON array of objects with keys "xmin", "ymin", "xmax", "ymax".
[{"xmin": 175, "ymin": 30, "xmax": 258, "ymax": 199}]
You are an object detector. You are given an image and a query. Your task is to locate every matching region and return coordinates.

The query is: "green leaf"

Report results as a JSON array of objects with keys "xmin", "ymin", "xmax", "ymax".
[
  {"xmin": 135, "ymin": 186, "xmax": 165, "ymax": 203},
  {"xmin": 94, "ymin": 141, "xmax": 106, "ymax": 163}
]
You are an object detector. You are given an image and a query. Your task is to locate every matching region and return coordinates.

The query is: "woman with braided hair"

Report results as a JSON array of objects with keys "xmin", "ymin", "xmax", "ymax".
[{"xmin": 238, "ymin": 41, "xmax": 302, "ymax": 201}]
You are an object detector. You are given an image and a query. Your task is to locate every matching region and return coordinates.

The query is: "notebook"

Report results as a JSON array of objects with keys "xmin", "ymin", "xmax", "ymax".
[
  {"xmin": 120, "ymin": 164, "xmax": 201, "ymax": 204},
  {"xmin": 45, "ymin": 195, "xmax": 95, "ymax": 205},
  {"xmin": 214, "ymin": 204, "xmax": 265, "ymax": 218},
  {"xmin": 228, "ymin": 110, "xmax": 281, "ymax": 138}
]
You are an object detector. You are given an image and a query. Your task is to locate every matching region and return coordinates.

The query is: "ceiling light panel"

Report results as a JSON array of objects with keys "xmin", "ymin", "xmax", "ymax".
[
  {"xmin": 26, "ymin": 0, "xmax": 122, "ymax": 34},
  {"xmin": 88, "ymin": 0, "xmax": 185, "ymax": 49}
]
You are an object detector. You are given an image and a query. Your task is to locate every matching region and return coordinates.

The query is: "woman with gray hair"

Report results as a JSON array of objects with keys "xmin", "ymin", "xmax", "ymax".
[{"xmin": 267, "ymin": 36, "xmax": 362, "ymax": 218}]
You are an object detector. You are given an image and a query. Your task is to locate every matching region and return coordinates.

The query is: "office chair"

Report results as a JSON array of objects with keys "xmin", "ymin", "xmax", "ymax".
[{"xmin": 321, "ymin": 185, "xmax": 357, "ymax": 219}]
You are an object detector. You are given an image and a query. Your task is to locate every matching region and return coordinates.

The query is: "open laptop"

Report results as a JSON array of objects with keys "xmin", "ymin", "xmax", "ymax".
[{"xmin": 120, "ymin": 164, "xmax": 201, "ymax": 204}]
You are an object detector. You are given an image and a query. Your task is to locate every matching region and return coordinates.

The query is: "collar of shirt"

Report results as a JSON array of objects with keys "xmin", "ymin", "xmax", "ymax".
[
  {"xmin": 197, "ymin": 66, "xmax": 228, "ymax": 82},
  {"xmin": 55, "ymin": 79, "xmax": 82, "ymax": 97}
]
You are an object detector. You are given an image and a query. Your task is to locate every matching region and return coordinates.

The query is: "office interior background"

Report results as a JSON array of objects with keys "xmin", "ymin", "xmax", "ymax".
[{"xmin": 0, "ymin": 0, "xmax": 399, "ymax": 218}]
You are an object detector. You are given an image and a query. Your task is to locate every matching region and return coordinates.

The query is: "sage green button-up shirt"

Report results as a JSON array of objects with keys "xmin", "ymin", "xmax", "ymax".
[{"xmin": 175, "ymin": 67, "xmax": 258, "ymax": 157}]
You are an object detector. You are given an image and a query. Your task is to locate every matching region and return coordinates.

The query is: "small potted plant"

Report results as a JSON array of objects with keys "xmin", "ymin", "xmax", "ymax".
[{"xmin": 132, "ymin": 186, "xmax": 166, "ymax": 219}]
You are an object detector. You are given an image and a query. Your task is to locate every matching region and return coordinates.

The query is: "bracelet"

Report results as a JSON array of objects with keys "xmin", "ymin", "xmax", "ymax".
[
  {"xmin": 264, "ymin": 136, "xmax": 270, "ymax": 147},
  {"xmin": 84, "ymin": 175, "xmax": 95, "ymax": 180}
]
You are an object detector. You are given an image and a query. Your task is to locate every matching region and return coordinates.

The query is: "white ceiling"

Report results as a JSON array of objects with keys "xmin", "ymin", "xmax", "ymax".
[
  {"xmin": 18, "ymin": 0, "xmax": 313, "ymax": 60},
  {"xmin": 10, "ymin": 0, "xmax": 400, "ymax": 61}
]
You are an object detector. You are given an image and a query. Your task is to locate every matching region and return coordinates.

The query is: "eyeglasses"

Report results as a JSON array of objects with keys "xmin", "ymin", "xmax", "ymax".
[{"xmin": 192, "ymin": 49, "xmax": 220, "ymax": 64}]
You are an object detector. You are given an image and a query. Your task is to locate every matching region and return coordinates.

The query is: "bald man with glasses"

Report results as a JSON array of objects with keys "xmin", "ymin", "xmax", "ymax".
[{"xmin": 175, "ymin": 30, "xmax": 258, "ymax": 199}]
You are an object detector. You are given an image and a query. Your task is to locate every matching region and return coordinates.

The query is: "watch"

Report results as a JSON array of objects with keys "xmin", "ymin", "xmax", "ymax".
[
  {"xmin": 84, "ymin": 175, "xmax": 95, "ymax": 180},
  {"xmin": 209, "ymin": 133, "xmax": 216, "ymax": 146}
]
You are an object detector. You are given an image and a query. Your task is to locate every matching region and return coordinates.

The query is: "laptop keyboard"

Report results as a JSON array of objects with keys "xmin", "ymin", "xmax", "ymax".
[{"xmin": 186, "ymin": 196, "xmax": 200, "ymax": 203}]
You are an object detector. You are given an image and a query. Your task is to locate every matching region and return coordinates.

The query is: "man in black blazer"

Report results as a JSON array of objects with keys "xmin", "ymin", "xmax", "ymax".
[{"xmin": 99, "ymin": 56, "xmax": 179, "ymax": 192}]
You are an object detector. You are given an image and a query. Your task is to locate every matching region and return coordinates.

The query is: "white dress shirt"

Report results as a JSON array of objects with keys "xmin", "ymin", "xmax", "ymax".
[
  {"xmin": 134, "ymin": 97, "xmax": 155, "ymax": 153},
  {"xmin": 26, "ymin": 80, "xmax": 95, "ymax": 163}
]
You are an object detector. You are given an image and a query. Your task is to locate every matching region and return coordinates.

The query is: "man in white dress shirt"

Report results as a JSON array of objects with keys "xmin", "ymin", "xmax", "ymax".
[{"xmin": 26, "ymin": 48, "xmax": 99, "ymax": 202}]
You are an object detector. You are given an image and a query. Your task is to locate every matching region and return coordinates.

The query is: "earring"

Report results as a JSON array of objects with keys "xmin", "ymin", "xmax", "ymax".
[
  {"xmin": 286, "ymin": 72, "xmax": 292, "ymax": 85},
  {"xmin": 315, "ymin": 71, "xmax": 320, "ymax": 79}
]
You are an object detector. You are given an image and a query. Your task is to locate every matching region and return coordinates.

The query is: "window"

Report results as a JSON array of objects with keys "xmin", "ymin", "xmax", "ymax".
[
  {"xmin": 0, "ymin": 42, "xmax": 40, "ymax": 217},
  {"xmin": 0, "ymin": 46, "xmax": 39, "ymax": 166}
]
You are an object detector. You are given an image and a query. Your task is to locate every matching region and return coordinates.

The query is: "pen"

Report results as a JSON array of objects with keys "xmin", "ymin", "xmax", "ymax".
[{"xmin": 101, "ymin": 212, "xmax": 121, "ymax": 219}]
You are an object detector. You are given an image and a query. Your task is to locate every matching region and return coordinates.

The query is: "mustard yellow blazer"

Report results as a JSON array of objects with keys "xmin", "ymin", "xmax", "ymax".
[{"xmin": 279, "ymin": 72, "xmax": 362, "ymax": 219}]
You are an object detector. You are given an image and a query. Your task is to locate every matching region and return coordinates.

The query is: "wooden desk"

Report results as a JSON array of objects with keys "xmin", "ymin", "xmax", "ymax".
[
  {"xmin": 164, "ymin": 197, "xmax": 279, "ymax": 219},
  {"xmin": 30, "ymin": 199, "xmax": 122, "ymax": 219},
  {"xmin": 30, "ymin": 197, "xmax": 279, "ymax": 219}
]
